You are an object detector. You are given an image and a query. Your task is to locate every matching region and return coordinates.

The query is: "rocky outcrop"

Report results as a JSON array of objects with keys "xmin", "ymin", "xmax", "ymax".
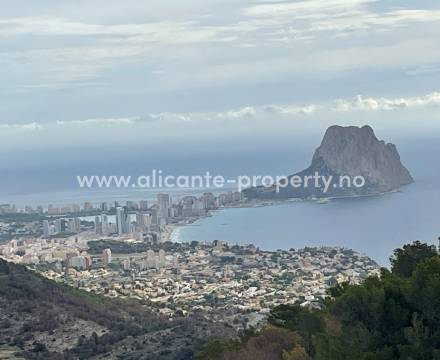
[{"xmin": 244, "ymin": 125, "xmax": 413, "ymax": 199}]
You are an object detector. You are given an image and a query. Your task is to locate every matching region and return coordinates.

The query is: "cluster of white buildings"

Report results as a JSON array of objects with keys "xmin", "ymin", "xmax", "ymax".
[
  {"xmin": 0, "ymin": 220, "xmax": 381, "ymax": 331},
  {"xmin": 134, "ymin": 250, "xmax": 179, "ymax": 270},
  {"xmin": 0, "ymin": 237, "xmax": 84, "ymax": 266},
  {"xmin": 0, "ymin": 235, "xmax": 115, "ymax": 274},
  {"xmin": 39, "ymin": 242, "xmax": 380, "ymax": 328}
]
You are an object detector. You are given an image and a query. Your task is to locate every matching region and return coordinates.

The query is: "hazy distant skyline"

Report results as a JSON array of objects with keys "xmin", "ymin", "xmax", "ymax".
[{"xmin": 1, "ymin": 0, "xmax": 440, "ymax": 151}]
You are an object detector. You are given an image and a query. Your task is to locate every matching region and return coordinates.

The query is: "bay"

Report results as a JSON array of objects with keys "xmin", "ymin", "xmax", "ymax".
[{"xmin": 174, "ymin": 178, "xmax": 440, "ymax": 266}]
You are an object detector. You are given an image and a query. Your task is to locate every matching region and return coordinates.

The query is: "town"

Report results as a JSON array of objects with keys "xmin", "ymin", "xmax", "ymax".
[
  {"xmin": 0, "ymin": 191, "xmax": 244, "ymax": 244},
  {"xmin": 0, "ymin": 193, "xmax": 380, "ymax": 329}
]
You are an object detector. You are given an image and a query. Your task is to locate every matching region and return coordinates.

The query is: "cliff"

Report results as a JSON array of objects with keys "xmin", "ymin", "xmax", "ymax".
[{"xmin": 244, "ymin": 125, "xmax": 413, "ymax": 199}]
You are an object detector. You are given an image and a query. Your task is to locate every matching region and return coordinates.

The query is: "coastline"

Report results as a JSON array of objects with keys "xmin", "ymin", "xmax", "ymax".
[
  {"xmin": 165, "ymin": 187, "xmax": 407, "ymax": 244},
  {"xmin": 160, "ymin": 224, "xmax": 179, "ymax": 243}
]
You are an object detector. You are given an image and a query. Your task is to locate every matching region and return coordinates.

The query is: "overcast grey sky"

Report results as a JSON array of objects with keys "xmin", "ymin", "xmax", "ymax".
[{"xmin": 1, "ymin": 0, "xmax": 440, "ymax": 151}]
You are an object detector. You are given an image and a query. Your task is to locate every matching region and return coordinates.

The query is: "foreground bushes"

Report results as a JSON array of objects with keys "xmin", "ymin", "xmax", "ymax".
[{"xmin": 199, "ymin": 241, "xmax": 440, "ymax": 360}]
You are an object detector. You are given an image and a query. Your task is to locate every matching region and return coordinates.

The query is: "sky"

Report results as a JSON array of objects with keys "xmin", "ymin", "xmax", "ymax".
[{"xmin": 1, "ymin": 0, "xmax": 440, "ymax": 154}]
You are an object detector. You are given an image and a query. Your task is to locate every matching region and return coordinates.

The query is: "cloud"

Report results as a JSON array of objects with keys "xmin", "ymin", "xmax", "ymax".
[
  {"xmin": 263, "ymin": 104, "xmax": 319, "ymax": 115},
  {"xmin": 243, "ymin": 0, "xmax": 376, "ymax": 18},
  {"xmin": 1, "ymin": 90, "xmax": 439, "ymax": 151},
  {"xmin": 33, "ymin": 91, "xmax": 439, "ymax": 132},
  {"xmin": 1, "ymin": 2, "xmax": 440, "ymax": 95},
  {"xmin": 0, "ymin": 90, "xmax": 438, "ymax": 137},
  {"xmin": 0, "ymin": 17, "xmax": 236, "ymax": 88},
  {"xmin": 56, "ymin": 117, "xmax": 142, "ymax": 126},
  {"xmin": 241, "ymin": 1, "xmax": 440, "ymax": 42},
  {"xmin": 310, "ymin": 9, "xmax": 440, "ymax": 33},
  {"xmin": 7, "ymin": 3, "xmax": 433, "ymax": 47},
  {"xmin": 219, "ymin": 106, "xmax": 257, "ymax": 119},
  {"xmin": 0, "ymin": 1, "xmax": 440, "ymax": 130},
  {"xmin": 0, "ymin": 17, "xmax": 221, "ymax": 43},
  {"xmin": 333, "ymin": 93, "xmax": 440, "ymax": 112},
  {"xmin": 0, "ymin": 122, "xmax": 42, "ymax": 131},
  {"xmin": 173, "ymin": 91, "xmax": 440, "ymax": 119}
]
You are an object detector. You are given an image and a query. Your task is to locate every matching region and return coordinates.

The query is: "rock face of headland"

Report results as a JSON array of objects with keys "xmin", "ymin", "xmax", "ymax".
[{"xmin": 244, "ymin": 125, "xmax": 413, "ymax": 199}]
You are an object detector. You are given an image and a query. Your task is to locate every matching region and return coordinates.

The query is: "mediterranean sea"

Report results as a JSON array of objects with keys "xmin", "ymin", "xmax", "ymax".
[
  {"xmin": 2, "ymin": 136, "xmax": 439, "ymax": 266},
  {"xmin": 173, "ymin": 179, "xmax": 440, "ymax": 266},
  {"xmin": 173, "ymin": 138, "xmax": 440, "ymax": 266}
]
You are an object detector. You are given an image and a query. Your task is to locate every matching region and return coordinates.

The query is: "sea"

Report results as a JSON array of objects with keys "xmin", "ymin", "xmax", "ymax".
[
  {"xmin": 173, "ymin": 179, "xmax": 440, "ymax": 266},
  {"xmin": 1, "ymin": 135, "xmax": 439, "ymax": 266}
]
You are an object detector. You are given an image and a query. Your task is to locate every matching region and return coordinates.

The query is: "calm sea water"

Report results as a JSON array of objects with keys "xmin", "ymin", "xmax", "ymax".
[
  {"xmin": 2, "ymin": 137, "xmax": 439, "ymax": 265},
  {"xmin": 169, "ymin": 137, "xmax": 440, "ymax": 266},
  {"xmin": 174, "ymin": 178, "xmax": 440, "ymax": 266}
]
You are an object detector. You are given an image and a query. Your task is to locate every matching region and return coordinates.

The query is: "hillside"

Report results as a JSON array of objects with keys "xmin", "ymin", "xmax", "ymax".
[
  {"xmin": 0, "ymin": 259, "xmax": 235, "ymax": 360},
  {"xmin": 198, "ymin": 241, "xmax": 440, "ymax": 360}
]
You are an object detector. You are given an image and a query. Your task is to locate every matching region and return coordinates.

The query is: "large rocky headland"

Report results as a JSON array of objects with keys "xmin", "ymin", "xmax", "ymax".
[{"xmin": 244, "ymin": 125, "xmax": 413, "ymax": 200}]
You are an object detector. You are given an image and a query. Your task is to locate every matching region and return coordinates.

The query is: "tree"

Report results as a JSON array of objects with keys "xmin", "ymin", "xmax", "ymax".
[
  {"xmin": 199, "ymin": 241, "xmax": 440, "ymax": 360},
  {"xmin": 283, "ymin": 347, "xmax": 310, "ymax": 360},
  {"xmin": 269, "ymin": 305, "xmax": 323, "ymax": 355},
  {"xmin": 222, "ymin": 327, "xmax": 305, "ymax": 360},
  {"xmin": 390, "ymin": 241, "xmax": 437, "ymax": 278}
]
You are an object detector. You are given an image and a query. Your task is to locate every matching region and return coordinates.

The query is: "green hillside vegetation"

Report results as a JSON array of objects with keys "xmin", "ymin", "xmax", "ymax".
[{"xmin": 198, "ymin": 241, "xmax": 440, "ymax": 360}]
